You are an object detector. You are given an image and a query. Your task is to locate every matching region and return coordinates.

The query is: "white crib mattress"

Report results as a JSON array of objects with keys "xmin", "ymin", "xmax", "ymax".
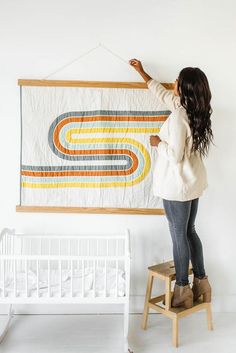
[{"xmin": 0, "ymin": 266, "xmax": 126, "ymax": 298}]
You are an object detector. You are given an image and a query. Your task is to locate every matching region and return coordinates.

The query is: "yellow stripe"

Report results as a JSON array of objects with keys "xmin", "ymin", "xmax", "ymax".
[
  {"xmin": 66, "ymin": 128, "xmax": 160, "ymax": 143},
  {"xmin": 23, "ymin": 180, "xmax": 143, "ymax": 188},
  {"xmin": 63, "ymin": 136, "xmax": 154, "ymax": 145},
  {"xmin": 22, "ymin": 137, "xmax": 151, "ymax": 188}
]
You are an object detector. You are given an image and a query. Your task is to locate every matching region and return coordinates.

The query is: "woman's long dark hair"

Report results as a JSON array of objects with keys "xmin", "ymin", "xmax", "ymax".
[{"xmin": 177, "ymin": 67, "xmax": 213, "ymax": 157}]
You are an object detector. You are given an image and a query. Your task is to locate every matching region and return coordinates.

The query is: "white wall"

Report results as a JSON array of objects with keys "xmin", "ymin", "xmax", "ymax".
[{"xmin": 0, "ymin": 0, "xmax": 236, "ymax": 313}]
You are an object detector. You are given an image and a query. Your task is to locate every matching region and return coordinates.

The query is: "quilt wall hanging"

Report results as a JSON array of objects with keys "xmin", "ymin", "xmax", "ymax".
[{"xmin": 16, "ymin": 80, "xmax": 173, "ymax": 214}]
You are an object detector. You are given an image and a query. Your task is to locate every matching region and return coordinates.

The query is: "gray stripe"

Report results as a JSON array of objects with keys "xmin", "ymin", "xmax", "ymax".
[
  {"xmin": 52, "ymin": 110, "xmax": 171, "ymax": 118},
  {"xmin": 22, "ymin": 155, "xmax": 133, "ymax": 171}
]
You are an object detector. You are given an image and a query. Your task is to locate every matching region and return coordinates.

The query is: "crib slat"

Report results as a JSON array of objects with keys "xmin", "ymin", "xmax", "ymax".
[
  {"xmin": 69, "ymin": 240, "xmax": 71, "ymax": 255},
  {"xmin": 37, "ymin": 259, "xmax": 39, "ymax": 297},
  {"xmin": 116, "ymin": 259, "xmax": 118, "ymax": 297},
  {"xmin": 104, "ymin": 259, "xmax": 107, "ymax": 297},
  {"xmin": 13, "ymin": 234, "xmax": 15, "ymax": 258},
  {"xmin": 106, "ymin": 239, "xmax": 108, "ymax": 256},
  {"xmin": 59, "ymin": 239, "xmax": 61, "ymax": 256},
  {"xmin": 82, "ymin": 259, "xmax": 85, "ymax": 297},
  {"xmin": 30, "ymin": 239, "xmax": 32, "ymax": 256},
  {"xmin": 93, "ymin": 259, "xmax": 96, "ymax": 297},
  {"xmin": 20, "ymin": 241, "xmax": 23, "ymax": 273},
  {"xmin": 6, "ymin": 235, "xmax": 8, "ymax": 273},
  {"xmin": 14, "ymin": 259, "xmax": 17, "ymax": 297},
  {"xmin": 70, "ymin": 259, "xmax": 73, "ymax": 297},
  {"xmin": 5, "ymin": 234, "xmax": 9, "ymax": 278},
  {"xmin": 10, "ymin": 235, "xmax": 14, "ymax": 273},
  {"xmin": 21, "ymin": 239, "xmax": 23, "ymax": 260},
  {"xmin": 87, "ymin": 240, "xmax": 90, "ymax": 256},
  {"xmin": 25, "ymin": 259, "xmax": 28, "ymax": 297},
  {"xmin": 40, "ymin": 239, "xmax": 42, "ymax": 255},
  {"xmin": 48, "ymin": 260, "xmax": 50, "ymax": 297},
  {"xmin": 2, "ymin": 260, "xmax": 5, "ymax": 297},
  {"xmin": 116, "ymin": 239, "xmax": 118, "ymax": 256}
]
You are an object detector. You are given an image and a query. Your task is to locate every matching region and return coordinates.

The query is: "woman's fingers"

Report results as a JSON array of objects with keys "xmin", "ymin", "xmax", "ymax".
[
  {"xmin": 129, "ymin": 58, "xmax": 140, "ymax": 66},
  {"xmin": 150, "ymin": 135, "xmax": 161, "ymax": 146},
  {"xmin": 129, "ymin": 59, "xmax": 143, "ymax": 73}
]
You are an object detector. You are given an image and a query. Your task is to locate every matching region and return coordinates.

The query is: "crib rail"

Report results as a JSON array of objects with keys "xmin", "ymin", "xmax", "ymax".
[
  {"xmin": 0, "ymin": 228, "xmax": 130, "ymax": 257},
  {"xmin": 0, "ymin": 228, "xmax": 131, "ymax": 303}
]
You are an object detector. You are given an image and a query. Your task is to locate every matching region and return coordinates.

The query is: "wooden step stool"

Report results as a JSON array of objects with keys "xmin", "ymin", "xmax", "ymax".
[{"xmin": 142, "ymin": 260, "xmax": 213, "ymax": 347}]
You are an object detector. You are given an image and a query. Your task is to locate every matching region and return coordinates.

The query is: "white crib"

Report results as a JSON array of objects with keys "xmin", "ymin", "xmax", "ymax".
[{"xmin": 0, "ymin": 228, "xmax": 131, "ymax": 351}]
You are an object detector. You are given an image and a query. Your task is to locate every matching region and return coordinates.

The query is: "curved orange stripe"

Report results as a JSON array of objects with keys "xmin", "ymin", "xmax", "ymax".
[{"xmin": 21, "ymin": 166, "xmax": 136, "ymax": 177}]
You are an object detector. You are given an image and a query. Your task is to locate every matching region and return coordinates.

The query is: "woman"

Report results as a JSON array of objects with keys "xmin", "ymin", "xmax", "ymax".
[{"xmin": 129, "ymin": 59, "xmax": 213, "ymax": 309}]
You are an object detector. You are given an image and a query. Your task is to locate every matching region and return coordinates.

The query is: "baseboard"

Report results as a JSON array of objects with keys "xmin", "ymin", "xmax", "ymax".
[{"xmin": 0, "ymin": 295, "xmax": 236, "ymax": 314}]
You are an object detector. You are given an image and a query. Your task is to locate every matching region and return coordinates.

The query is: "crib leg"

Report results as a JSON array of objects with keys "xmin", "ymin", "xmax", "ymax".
[
  {"xmin": 0, "ymin": 305, "xmax": 14, "ymax": 344},
  {"xmin": 124, "ymin": 302, "xmax": 131, "ymax": 352}
]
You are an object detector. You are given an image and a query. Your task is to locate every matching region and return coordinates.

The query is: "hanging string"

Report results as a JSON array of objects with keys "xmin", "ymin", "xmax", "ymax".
[
  {"xmin": 42, "ymin": 44, "xmax": 101, "ymax": 80},
  {"xmin": 42, "ymin": 43, "xmax": 129, "ymax": 80},
  {"xmin": 99, "ymin": 43, "xmax": 129, "ymax": 66}
]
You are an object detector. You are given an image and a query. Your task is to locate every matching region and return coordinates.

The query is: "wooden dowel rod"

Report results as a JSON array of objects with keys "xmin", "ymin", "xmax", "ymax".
[
  {"xmin": 16, "ymin": 205, "xmax": 165, "ymax": 215},
  {"xmin": 17, "ymin": 79, "xmax": 174, "ymax": 90}
]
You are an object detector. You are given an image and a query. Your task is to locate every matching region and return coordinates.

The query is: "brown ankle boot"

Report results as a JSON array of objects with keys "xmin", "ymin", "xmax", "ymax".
[
  {"xmin": 192, "ymin": 276, "xmax": 211, "ymax": 302},
  {"xmin": 171, "ymin": 284, "xmax": 193, "ymax": 309}
]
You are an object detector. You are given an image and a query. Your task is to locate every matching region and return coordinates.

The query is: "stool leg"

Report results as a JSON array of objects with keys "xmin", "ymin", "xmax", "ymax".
[
  {"xmin": 165, "ymin": 278, "xmax": 172, "ymax": 310},
  {"xmin": 142, "ymin": 272, "xmax": 153, "ymax": 330},
  {"xmin": 206, "ymin": 303, "xmax": 213, "ymax": 330},
  {"xmin": 172, "ymin": 316, "xmax": 179, "ymax": 347}
]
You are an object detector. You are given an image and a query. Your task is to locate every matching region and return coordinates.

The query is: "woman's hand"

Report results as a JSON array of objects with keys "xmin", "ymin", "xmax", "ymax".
[
  {"xmin": 150, "ymin": 135, "xmax": 161, "ymax": 147},
  {"xmin": 129, "ymin": 59, "xmax": 144, "ymax": 73},
  {"xmin": 129, "ymin": 58, "xmax": 152, "ymax": 82}
]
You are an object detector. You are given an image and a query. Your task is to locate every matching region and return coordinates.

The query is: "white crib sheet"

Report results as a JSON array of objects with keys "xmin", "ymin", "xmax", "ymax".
[{"xmin": 0, "ymin": 266, "xmax": 126, "ymax": 298}]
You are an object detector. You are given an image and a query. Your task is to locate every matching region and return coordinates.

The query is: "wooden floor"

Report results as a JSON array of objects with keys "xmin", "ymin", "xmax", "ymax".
[{"xmin": 0, "ymin": 312, "xmax": 235, "ymax": 353}]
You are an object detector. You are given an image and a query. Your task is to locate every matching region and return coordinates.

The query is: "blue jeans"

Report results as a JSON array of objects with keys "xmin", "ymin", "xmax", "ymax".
[{"xmin": 163, "ymin": 198, "xmax": 206, "ymax": 286}]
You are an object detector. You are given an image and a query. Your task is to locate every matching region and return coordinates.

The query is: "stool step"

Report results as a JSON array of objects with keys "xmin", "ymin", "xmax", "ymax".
[{"xmin": 148, "ymin": 260, "xmax": 193, "ymax": 278}]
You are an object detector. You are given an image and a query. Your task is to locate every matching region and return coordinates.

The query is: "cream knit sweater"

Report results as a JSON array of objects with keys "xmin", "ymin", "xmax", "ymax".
[{"xmin": 147, "ymin": 79, "xmax": 208, "ymax": 201}]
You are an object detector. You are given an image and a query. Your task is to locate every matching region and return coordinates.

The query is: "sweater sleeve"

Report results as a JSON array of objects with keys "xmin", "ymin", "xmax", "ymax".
[
  {"xmin": 157, "ymin": 110, "xmax": 187, "ymax": 163},
  {"xmin": 147, "ymin": 79, "xmax": 181, "ymax": 112}
]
